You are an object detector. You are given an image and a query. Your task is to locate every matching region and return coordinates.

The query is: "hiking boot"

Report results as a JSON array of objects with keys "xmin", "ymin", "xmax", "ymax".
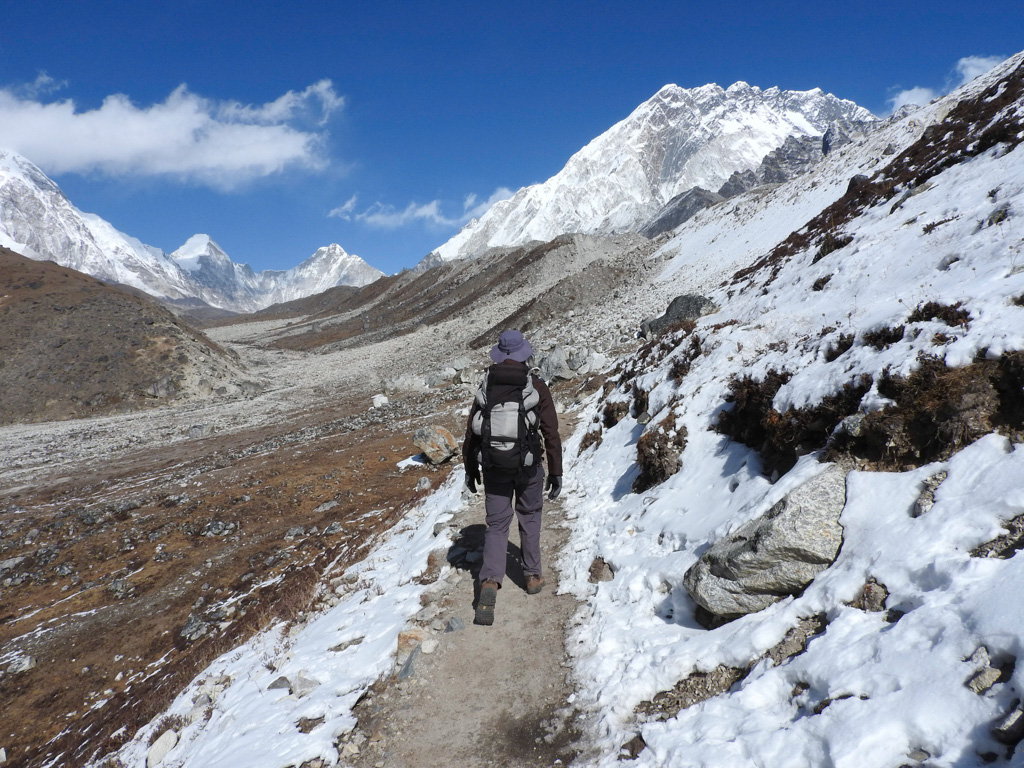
[
  {"xmin": 475, "ymin": 580, "xmax": 499, "ymax": 625},
  {"xmin": 525, "ymin": 575, "xmax": 545, "ymax": 595}
]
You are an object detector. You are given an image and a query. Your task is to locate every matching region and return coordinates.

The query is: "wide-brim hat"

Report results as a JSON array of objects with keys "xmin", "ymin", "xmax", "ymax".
[{"xmin": 490, "ymin": 329, "xmax": 534, "ymax": 363}]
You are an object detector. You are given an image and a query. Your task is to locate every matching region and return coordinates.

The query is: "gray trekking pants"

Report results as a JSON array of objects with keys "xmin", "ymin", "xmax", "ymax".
[{"xmin": 479, "ymin": 464, "xmax": 544, "ymax": 585}]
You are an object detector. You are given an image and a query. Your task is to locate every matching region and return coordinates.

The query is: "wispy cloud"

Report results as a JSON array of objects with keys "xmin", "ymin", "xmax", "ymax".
[
  {"xmin": 0, "ymin": 76, "xmax": 343, "ymax": 188},
  {"xmin": 887, "ymin": 54, "xmax": 1005, "ymax": 112},
  {"xmin": 331, "ymin": 186, "xmax": 515, "ymax": 230}
]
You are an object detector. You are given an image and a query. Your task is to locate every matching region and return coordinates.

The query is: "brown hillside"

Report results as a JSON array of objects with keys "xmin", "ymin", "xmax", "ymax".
[{"xmin": 0, "ymin": 248, "xmax": 252, "ymax": 425}]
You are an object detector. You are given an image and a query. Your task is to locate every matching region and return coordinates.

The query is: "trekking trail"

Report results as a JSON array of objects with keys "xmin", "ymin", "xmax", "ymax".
[{"xmin": 349, "ymin": 413, "xmax": 584, "ymax": 768}]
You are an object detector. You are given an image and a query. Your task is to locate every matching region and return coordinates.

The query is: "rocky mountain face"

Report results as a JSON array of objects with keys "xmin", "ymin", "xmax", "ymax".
[
  {"xmin": 0, "ymin": 152, "xmax": 383, "ymax": 313},
  {"xmin": 424, "ymin": 82, "xmax": 876, "ymax": 265}
]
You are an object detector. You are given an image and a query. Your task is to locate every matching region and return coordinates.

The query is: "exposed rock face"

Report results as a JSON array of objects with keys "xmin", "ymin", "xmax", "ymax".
[
  {"xmin": 427, "ymin": 82, "xmax": 874, "ymax": 264},
  {"xmin": 641, "ymin": 187, "xmax": 726, "ymax": 238},
  {"xmin": 642, "ymin": 294, "xmax": 718, "ymax": 337},
  {"xmin": 683, "ymin": 464, "xmax": 848, "ymax": 619}
]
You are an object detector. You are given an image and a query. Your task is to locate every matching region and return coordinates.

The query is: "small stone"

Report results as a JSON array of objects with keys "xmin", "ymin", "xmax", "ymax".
[
  {"xmin": 147, "ymin": 730, "xmax": 178, "ymax": 768},
  {"xmin": 372, "ymin": 394, "xmax": 389, "ymax": 409},
  {"xmin": 342, "ymin": 742, "xmax": 360, "ymax": 757},
  {"xmin": 397, "ymin": 646, "xmax": 421, "ymax": 680},
  {"xmin": 416, "ymin": 477, "xmax": 431, "ymax": 492},
  {"xmin": 314, "ymin": 500, "xmax": 339, "ymax": 514},
  {"xmin": 908, "ymin": 749, "xmax": 931, "ymax": 761},
  {"xmin": 967, "ymin": 666, "xmax": 1002, "ymax": 695},
  {"xmin": 397, "ymin": 629, "xmax": 426, "ymax": 661},
  {"xmin": 588, "ymin": 557, "xmax": 614, "ymax": 583},
  {"xmin": 445, "ymin": 617, "xmax": 465, "ymax": 633},
  {"xmin": 420, "ymin": 639, "xmax": 439, "ymax": 655},
  {"xmin": 0, "ymin": 747, "xmax": 6, "ymax": 763},
  {"xmin": 993, "ymin": 705, "xmax": 1024, "ymax": 745},
  {"xmin": 323, "ymin": 521, "xmax": 343, "ymax": 535},
  {"xmin": 292, "ymin": 673, "xmax": 320, "ymax": 699},
  {"xmin": 7, "ymin": 656, "xmax": 36, "ymax": 674},
  {"xmin": 284, "ymin": 526, "xmax": 305, "ymax": 541},
  {"xmin": 267, "ymin": 675, "xmax": 291, "ymax": 691}
]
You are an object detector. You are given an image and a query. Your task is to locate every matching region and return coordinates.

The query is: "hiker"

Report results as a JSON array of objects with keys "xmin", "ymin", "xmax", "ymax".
[{"xmin": 463, "ymin": 329, "xmax": 562, "ymax": 626}]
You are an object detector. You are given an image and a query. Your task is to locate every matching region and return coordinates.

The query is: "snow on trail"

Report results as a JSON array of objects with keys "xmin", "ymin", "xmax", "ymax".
[{"xmin": 97, "ymin": 476, "xmax": 463, "ymax": 768}]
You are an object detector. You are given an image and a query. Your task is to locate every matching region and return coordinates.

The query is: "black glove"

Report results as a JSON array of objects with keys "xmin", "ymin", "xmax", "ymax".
[
  {"xmin": 545, "ymin": 475, "xmax": 562, "ymax": 500},
  {"xmin": 466, "ymin": 466, "xmax": 481, "ymax": 494}
]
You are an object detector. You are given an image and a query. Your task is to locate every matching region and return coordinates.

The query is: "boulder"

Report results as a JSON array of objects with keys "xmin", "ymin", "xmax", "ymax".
[
  {"xmin": 426, "ymin": 368, "xmax": 457, "ymax": 387},
  {"xmin": 683, "ymin": 464, "xmax": 847, "ymax": 619},
  {"xmin": 641, "ymin": 294, "xmax": 718, "ymax": 337},
  {"xmin": 412, "ymin": 426, "xmax": 457, "ymax": 464},
  {"xmin": 147, "ymin": 730, "xmax": 178, "ymax": 768},
  {"xmin": 384, "ymin": 374, "xmax": 427, "ymax": 394},
  {"xmin": 538, "ymin": 346, "xmax": 575, "ymax": 382},
  {"xmin": 371, "ymin": 394, "xmax": 389, "ymax": 409}
]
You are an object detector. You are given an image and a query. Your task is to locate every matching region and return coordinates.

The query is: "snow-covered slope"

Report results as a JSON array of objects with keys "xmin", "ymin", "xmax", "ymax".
[
  {"xmin": 0, "ymin": 153, "xmax": 383, "ymax": 312},
  {"xmin": 426, "ymin": 82, "xmax": 875, "ymax": 265},
  {"xmin": 555, "ymin": 51, "xmax": 1024, "ymax": 766}
]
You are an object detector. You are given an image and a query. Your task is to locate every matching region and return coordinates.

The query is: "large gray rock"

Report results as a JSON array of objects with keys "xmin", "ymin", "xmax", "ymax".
[
  {"xmin": 538, "ymin": 346, "xmax": 575, "ymax": 382},
  {"xmin": 413, "ymin": 426, "xmax": 457, "ymax": 464},
  {"xmin": 683, "ymin": 464, "xmax": 847, "ymax": 618},
  {"xmin": 642, "ymin": 295, "xmax": 718, "ymax": 337}
]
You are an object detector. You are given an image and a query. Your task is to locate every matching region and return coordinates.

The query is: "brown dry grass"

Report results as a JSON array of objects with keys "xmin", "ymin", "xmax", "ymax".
[{"xmin": 0, "ymin": 388, "xmax": 463, "ymax": 768}]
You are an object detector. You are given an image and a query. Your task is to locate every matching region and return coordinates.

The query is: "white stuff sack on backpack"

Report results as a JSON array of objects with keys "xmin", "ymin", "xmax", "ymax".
[{"xmin": 471, "ymin": 366, "xmax": 540, "ymax": 473}]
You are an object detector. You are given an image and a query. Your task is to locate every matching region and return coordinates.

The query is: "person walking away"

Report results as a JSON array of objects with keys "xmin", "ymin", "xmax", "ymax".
[{"xmin": 463, "ymin": 329, "xmax": 562, "ymax": 626}]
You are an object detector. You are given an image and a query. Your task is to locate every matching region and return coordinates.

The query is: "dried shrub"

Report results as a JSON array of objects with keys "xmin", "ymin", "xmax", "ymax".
[
  {"xmin": 717, "ymin": 371, "xmax": 871, "ymax": 477},
  {"xmin": 148, "ymin": 714, "xmax": 190, "ymax": 744},
  {"xmin": 632, "ymin": 383, "xmax": 650, "ymax": 419},
  {"xmin": 825, "ymin": 333, "xmax": 855, "ymax": 362},
  {"xmin": 633, "ymin": 426, "xmax": 687, "ymax": 493},
  {"xmin": 602, "ymin": 400, "xmax": 629, "ymax": 429},
  {"xmin": 578, "ymin": 429, "xmax": 603, "ymax": 455},
  {"xmin": 812, "ymin": 275, "xmax": 832, "ymax": 291},
  {"xmin": 827, "ymin": 353, "xmax": 1024, "ymax": 469},
  {"xmin": 922, "ymin": 216, "xmax": 959, "ymax": 234},
  {"xmin": 862, "ymin": 324, "xmax": 905, "ymax": 350},
  {"xmin": 812, "ymin": 232, "xmax": 853, "ymax": 263},
  {"xmin": 907, "ymin": 301, "xmax": 970, "ymax": 327}
]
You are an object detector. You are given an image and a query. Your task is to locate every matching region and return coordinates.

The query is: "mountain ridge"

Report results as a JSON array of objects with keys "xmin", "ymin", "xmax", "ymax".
[
  {"xmin": 424, "ymin": 80, "xmax": 876, "ymax": 265},
  {"xmin": 0, "ymin": 152, "xmax": 384, "ymax": 313}
]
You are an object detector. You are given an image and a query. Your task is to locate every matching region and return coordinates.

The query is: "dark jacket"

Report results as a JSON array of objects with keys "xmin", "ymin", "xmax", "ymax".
[{"xmin": 463, "ymin": 359, "xmax": 562, "ymax": 477}]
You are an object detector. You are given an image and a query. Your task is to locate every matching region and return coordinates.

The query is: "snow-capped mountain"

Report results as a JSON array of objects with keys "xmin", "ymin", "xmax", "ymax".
[
  {"xmin": 0, "ymin": 151, "xmax": 383, "ymax": 312},
  {"xmin": 425, "ymin": 82, "xmax": 876, "ymax": 265}
]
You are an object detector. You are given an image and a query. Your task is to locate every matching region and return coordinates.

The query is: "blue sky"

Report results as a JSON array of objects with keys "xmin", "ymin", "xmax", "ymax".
[{"xmin": 0, "ymin": 1, "xmax": 1020, "ymax": 275}]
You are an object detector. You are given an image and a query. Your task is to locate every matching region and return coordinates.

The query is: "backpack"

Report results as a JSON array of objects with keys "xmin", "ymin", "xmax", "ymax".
[{"xmin": 471, "ymin": 364, "xmax": 542, "ymax": 474}]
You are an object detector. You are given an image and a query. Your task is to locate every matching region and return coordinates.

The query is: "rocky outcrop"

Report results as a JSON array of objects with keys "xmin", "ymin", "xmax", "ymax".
[
  {"xmin": 683, "ymin": 464, "xmax": 847, "ymax": 620},
  {"xmin": 641, "ymin": 294, "xmax": 718, "ymax": 337},
  {"xmin": 640, "ymin": 187, "xmax": 726, "ymax": 238}
]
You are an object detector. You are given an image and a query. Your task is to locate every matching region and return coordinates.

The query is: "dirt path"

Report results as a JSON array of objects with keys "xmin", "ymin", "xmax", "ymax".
[{"xmin": 349, "ymin": 418, "xmax": 584, "ymax": 768}]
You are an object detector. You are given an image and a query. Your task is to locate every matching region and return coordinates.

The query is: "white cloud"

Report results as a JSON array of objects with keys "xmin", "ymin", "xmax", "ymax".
[
  {"xmin": 328, "ymin": 194, "xmax": 359, "ymax": 219},
  {"xmin": 888, "ymin": 86, "xmax": 939, "ymax": 111},
  {"xmin": 887, "ymin": 54, "xmax": 1006, "ymax": 114},
  {"xmin": 0, "ymin": 79, "xmax": 344, "ymax": 188},
  {"xmin": 954, "ymin": 55, "xmax": 1005, "ymax": 86},
  {"xmin": 337, "ymin": 187, "xmax": 515, "ymax": 230}
]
